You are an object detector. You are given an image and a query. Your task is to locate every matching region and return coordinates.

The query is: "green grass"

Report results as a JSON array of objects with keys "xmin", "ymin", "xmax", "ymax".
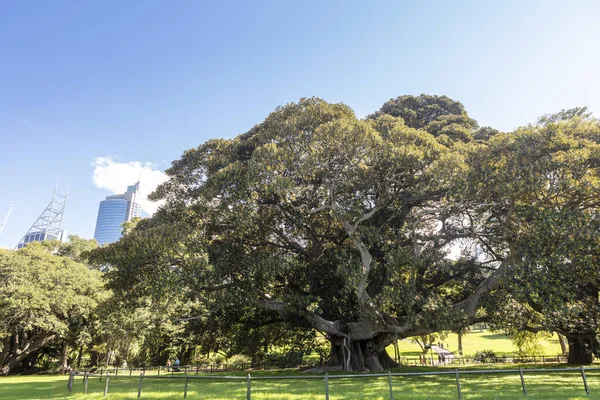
[
  {"xmin": 1, "ymin": 367, "xmax": 599, "ymax": 399},
  {"xmin": 389, "ymin": 330, "xmax": 563, "ymax": 358}
]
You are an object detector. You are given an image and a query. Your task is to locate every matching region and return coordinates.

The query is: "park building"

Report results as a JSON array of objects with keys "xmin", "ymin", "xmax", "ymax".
[{"xmin": 93, "ymin": 182, "xmax": 141, "ymax": 246}]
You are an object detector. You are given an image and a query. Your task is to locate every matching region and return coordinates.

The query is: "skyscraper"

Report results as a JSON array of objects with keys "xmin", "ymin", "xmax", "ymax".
[{"xmin": 93, "ymin": 182, "xmax": 141, "ymax": 245}]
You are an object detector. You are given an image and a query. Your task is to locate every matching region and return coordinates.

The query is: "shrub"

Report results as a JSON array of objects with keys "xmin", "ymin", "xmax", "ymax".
[
  {"xmin": 474, "ymin": 349, "xmax": 498, "ymax": 363},
  {"xmin": 227, "ymin": 354, "xmax": 251, "ymax": 369}
]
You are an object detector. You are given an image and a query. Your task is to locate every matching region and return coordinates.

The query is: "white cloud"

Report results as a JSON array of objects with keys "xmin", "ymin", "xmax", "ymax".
[{"xmin": 92, "ymin": 157, "xmax": 169, "ymax": 215}]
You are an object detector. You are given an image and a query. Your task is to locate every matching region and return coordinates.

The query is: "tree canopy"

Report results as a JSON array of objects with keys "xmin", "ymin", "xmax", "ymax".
[
  {"xmin": 93, "ymin": 96, "xmax": 600, "ymax": 371},
  {"xmin": 0, "ymin": 243, "xmax": 106, "ymax": 375}
]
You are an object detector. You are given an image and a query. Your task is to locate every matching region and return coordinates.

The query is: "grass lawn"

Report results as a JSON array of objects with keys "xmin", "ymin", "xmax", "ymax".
[
  {"xmin": 1, "ymin": 367, "xmax": 599, "ymax": 399},
  {"xmin": 390, "ymin": 329, "xmax": 563, "ymax": 357}
]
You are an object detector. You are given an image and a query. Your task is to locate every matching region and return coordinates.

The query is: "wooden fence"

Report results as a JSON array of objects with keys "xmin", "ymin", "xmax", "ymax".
[
  {"xmin": 68, "ymin": 365, "xmax": 599, "ymax": 399},
  {"xmin": 76, "ymin": 353, "xmax": 573, "ymax": 378}
]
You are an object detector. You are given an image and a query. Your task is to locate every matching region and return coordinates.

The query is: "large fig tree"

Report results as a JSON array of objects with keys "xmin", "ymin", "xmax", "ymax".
[{"xmin": 96, "ymin": 96, "xmax": 512, "ymax": 371}]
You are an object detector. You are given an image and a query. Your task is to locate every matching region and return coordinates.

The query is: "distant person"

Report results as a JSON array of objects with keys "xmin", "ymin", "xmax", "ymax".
[
  {"xmin": 167, "ymin": 359, "xmax": 172, "ymax": 372},
  {"xmin": 174, "ymin": 358, "xmax": 181, "ymax": 372}
]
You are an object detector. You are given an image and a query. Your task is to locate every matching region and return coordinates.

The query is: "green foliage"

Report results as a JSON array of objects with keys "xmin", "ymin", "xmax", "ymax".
[
  {"xmin": 0, "ymin": 244, "xmax": 107, "ymax": 374},
  {"xmin": 473, "ymin": 349, "xmax": 498, "ymax": 363},
  {"xmin": 227, "ymin": 354, "xmax": 251, "ymax": 368},
  {"xmin": 0, "ymin": 244, "xmax": 105, "ymax": 337},
  {"xmin": 468, "ymin": 109, "xmax": 600, "ymax": 362},
  {"xmin": 96, "ymin": 95, "xmax": 476, "ymax": 367},
  {"xmin": 90, "ymin": 95, "xmax": 600, "ymax": 369},
  {"xmin": 377, "ymin": 94, "xmax": 469, "ymax": 130},
  {"xmin": 509, "ymin": 331, "xmax": 551, "ymax": 357},
  {"xmin": 537, "ymin": 106, "xmax": 592, "ymax": 126},
  {"xmin": 58, "ymin": 235, "xmax": 99, "ymax": 263}
]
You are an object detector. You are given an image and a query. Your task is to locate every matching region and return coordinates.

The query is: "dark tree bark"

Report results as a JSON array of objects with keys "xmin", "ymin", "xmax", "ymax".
[
  {"xmin": 0, "ymin": 332, "xmax": 55, "ymax": 376},
  {"xmin": 90, "ymin": 350, "xmax": 99, "ymax": 367},
  {"xmin": 558, "ymin": 334, "xmax": 567, "ymax": 354},
  {"xmin": 566, "ymin": 334, "xmax": 599, "ymax": 365},
  {"xmin": 328, "ymin": 335, "xmax": 399, "ymax": 372},
  {"xmin": 76, "ymin": 346, "xmax": 84, "ymax": 368},
  {"xmin": 23, "ymin": 351, "xmax": 39, "ymax": 373},
  {"xmin": 59, "ymin": 341, "xmax": 69, "ymax": 373}
]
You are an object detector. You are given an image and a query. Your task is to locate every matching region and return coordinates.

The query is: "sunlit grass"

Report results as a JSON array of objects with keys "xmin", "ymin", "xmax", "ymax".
[{"xmin": 388, "ymin": 329, "xmax": 564, "ymax": 358}]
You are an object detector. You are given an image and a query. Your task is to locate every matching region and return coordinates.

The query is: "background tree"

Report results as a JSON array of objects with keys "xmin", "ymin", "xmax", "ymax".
[
  {"xmin": 469, "ymin": 112, "xmax": 600, "ymax": 364},
  {"xmin": 0, "ymin": 243, "xmax": 106, "ymax": 375}
]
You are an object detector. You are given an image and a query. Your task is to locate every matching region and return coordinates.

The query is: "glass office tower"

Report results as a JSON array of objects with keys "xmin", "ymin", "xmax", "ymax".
[{"xmin": 93, "ymin": 182, "xmax": 141, "ymax": 245}]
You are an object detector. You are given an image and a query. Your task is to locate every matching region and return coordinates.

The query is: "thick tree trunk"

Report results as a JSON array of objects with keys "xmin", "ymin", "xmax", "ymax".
[
  {"xmin": 23, "ymin": 351, "xmax": 39, "ymax": 373},
  {"xmin": 566, "ymin": 334, "xmax": 599, "ymax": 365},
  {"xmin": 328, "ymin": 335, "xmax": 399, "ymax": 372},
  {"xmin": 76, "ymin": 346, "xmax": 84, "ymax": 368},
  {"xmin": 59, "ymin": 341, "xmax": 69, "ymax": 373},
  {"xmin": 458, "ymin": 332, "xmax": 463, "ymax": 356},
  {"xmin": 106, "ymin": 349, "xmax": 115, "ymax": 366},
  {"xmin": 90, "ymin": 350, "xmax": 99, "ymax": 367},
  {"xmin": 0, "ymin": 332, "xmax": 55, "ymax": 376},
  {"xmin": 558, "ymin": 334, "xmax": 567, "ymax": 354},
  {"xmin": 0, "ymin": 337, "xmax": 11, "ymax": 367}
]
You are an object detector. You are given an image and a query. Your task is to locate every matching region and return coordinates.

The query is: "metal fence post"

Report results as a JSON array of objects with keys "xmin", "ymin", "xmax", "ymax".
[
  {"xmin": 519, "ymin": 366, "xmax": 527, "ymax": 396},
  {"xmin": 104, "ymin": 376, "xmax": 110, "ymax": 397},
  {"xmin": 388, "ymin": 370, "xmax": 394, "ymax": 400},
  {"xmin": 580, "ymin": 365, "xmax": 590, "ymax": 395},
  {"xmin": 325, "ymin": 372, "xmax": 330, "ymax": 400},
  {"xmin": 246, "ymin": 373, "xmax": 252, "ymax": 400},
  {"xmin": 455, "ymin": 369, "xmax": 462, "ymax": 400},
  {"xmin": 84, "ymin": 372, "xmax": 89, "ymax": 395},
  {"xmin": 137, "ymin": 373, "xmax": 143, "ymax": 399}
]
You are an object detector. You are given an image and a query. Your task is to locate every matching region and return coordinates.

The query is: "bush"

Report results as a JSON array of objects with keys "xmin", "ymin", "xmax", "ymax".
[
  {"xmin": 227, "ymin": 354, "xmax": 251, "ymax": 369},
  {"xmin": 278, "ymin": 348, "xmax": 306, "ymax": 368},
  {"xmin": 474, "ymin": 349, "xmax": 498, "ymax": 363}
]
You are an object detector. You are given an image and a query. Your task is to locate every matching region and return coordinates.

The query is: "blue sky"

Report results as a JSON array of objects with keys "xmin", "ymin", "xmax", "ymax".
[{"xmin": 1, "ymin": 0, "xmax": 599, "ymax": 248}]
